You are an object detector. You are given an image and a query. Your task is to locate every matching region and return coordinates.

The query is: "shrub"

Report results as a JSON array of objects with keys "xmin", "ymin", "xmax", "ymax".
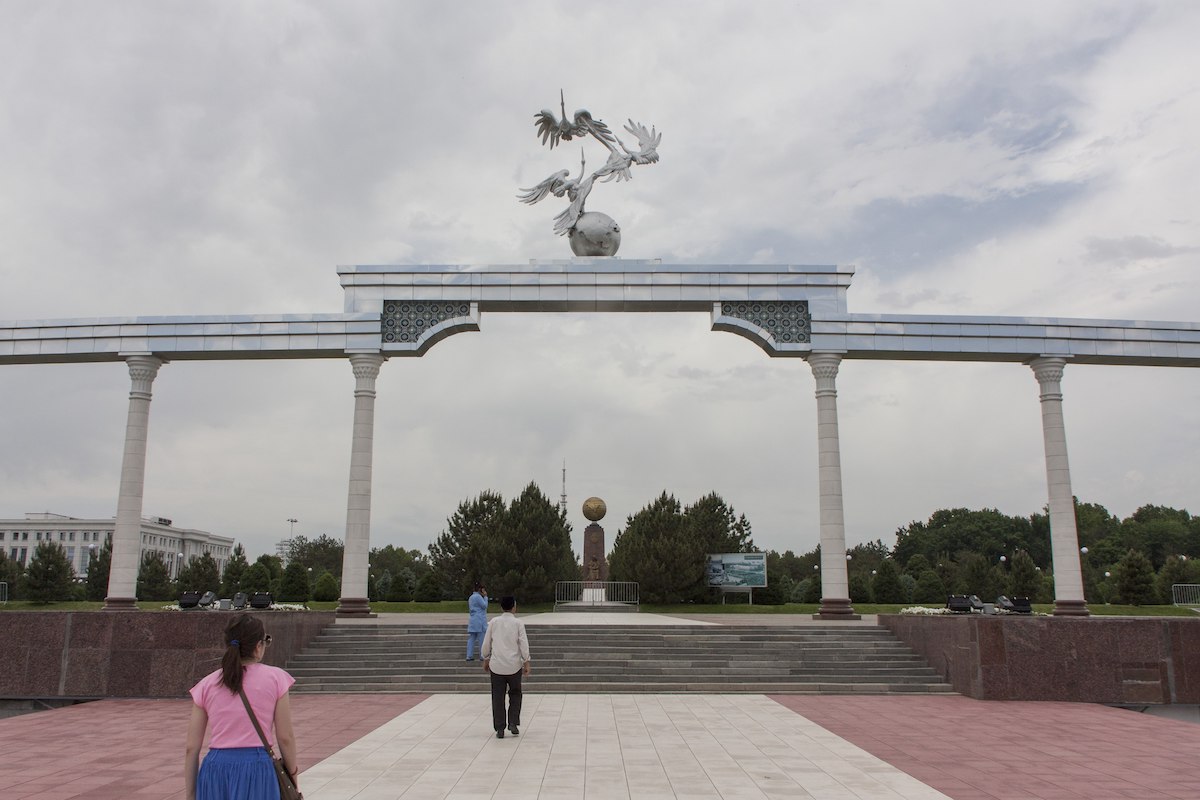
[{"xmin": 312, "ymin": 571, "xmax": 340, "ymax": 602}]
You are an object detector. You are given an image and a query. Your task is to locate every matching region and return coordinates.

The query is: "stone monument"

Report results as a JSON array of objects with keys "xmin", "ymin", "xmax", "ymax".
[
  {"xmin": 518, "ymin": 91, "xmax": 661, "ymax": 256},
  {"xmin": 581, "ymin": 496, "xmax": 608, "ymax": 583}
]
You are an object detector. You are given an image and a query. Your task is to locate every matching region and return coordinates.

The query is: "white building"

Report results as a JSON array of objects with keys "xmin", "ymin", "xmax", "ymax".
[{"xmin": 0, "ymin": 512, "xmax": 234, "ymax": 578}]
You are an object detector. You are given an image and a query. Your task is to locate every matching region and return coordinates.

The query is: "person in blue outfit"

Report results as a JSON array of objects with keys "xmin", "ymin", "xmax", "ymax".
[{"xmin": 466, "ymin": 582, "xmax": 488, "ymax": 661}]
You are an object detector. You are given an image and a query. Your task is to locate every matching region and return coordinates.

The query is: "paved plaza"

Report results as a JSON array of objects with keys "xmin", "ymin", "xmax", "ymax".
[{"xmin": 4, "ymin": 614, "xmax": 1200, "ymax": 799}]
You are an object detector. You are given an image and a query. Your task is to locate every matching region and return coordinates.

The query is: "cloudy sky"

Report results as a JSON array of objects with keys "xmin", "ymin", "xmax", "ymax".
[{"xmin": 1, "ymin": 1, "xmax": 1198, "ymax": 565}]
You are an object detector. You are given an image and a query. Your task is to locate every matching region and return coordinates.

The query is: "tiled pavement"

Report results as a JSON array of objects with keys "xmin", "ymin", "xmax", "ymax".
[
  {"xmin": 4, "ymin": 612, "xmax": 1200, "ymax": 799},
  {"xmin": 5, "ymin": 691, "xmax": 1200, "ymax": 799}
]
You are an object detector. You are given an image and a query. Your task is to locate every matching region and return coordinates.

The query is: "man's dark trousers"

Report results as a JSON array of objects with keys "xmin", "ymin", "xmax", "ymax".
[{"xmin": 490, "ymin": 670, "xmax": 523, "ymax": 731}]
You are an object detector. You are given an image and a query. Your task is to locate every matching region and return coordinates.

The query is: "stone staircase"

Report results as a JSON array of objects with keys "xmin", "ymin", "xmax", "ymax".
[{"xmin": 287, "ymin": 624, "xmax": 955, "ymax": 695}]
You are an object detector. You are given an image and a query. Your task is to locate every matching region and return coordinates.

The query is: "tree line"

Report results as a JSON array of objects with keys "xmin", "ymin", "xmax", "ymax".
[{"xmin": 3, "ymin": 489, "xmax": 1194, "ymax": 607}]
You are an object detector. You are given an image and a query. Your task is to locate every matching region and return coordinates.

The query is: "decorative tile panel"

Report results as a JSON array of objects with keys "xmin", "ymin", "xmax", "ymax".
[
  {"xmin": 719, "ymin": 300, "xmax": 811, "ymax": 344},
  {"xmin": 381, "ymin": 301, "xmax": 472, "ymax": 344}
]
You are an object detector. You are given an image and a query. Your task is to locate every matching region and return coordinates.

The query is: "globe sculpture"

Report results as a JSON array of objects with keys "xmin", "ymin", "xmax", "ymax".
[
  {"xmin": 518, "ymin": 91, "xmax": 661, "ymax": 257},
  {"xmin": 582, "ymin": 496, "xmax": 607, "ymax": 522}
]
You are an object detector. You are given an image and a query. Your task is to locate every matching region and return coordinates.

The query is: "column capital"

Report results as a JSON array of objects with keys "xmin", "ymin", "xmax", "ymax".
[
  {"xmin": 349, "ymin": 352, "xmax": 386, "ymax": 380},
  {"xmin": 805, "ymin": 351, "xmax": 843, "ymax": 378},
  {"xmin": 1028, "ymin": 356, "xmax": 1068, "ymax": 401},
  {"xmin": 124, "ymin": 355, "xmax": 163, "ymax": 397}
]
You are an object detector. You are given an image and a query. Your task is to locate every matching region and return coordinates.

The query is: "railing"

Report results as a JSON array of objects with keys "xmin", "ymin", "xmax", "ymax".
[
  {"xmin": 1171, "ymin": 584, "xmax": 1200, "ymax": 606},
  {"xmin": 0, "ymin": 581, "xmax": 7, "ymax": 605},
  {"xmin": 555, "ymin": 581, "xmax": 639, "ymax": 609}
]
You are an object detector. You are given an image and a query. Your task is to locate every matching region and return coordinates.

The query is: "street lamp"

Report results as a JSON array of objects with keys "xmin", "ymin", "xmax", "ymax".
[
  {"xmin": 177, "ymin": 552, "xmax": 185, "ymax": 580},
  {"xmin": 287, "ymin": 518, "xmax": 298, "ymax": 537}
]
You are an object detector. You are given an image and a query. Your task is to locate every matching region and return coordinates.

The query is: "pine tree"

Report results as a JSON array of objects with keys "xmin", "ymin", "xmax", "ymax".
[
  {"xmin": 387, "ymin": 568, "xmax": 415, "ymax": 602},
  {"xmin": 0, "ymin": 550, "xmax": 22, "ymax": 600},
  {"xmin": 414, "ymin": 570, "xmax": 442, "ymax": 602},
  {"xmin": 428, "ymin": 491, "xmax": 505, "ymax": 598},
  {"xmin": 85, "ymin": 540, "xmax": 112, "ymax": 601},
  {"xmin": 176, "ymin": 552, "xmax": 220, "ymax": 596},
  {"xmin": 608, "ymin": 492, "xmax": 701, "ymax": 604},
  {"xmin": 1156, "ymin": 555, "xmax": 1191, "ymax": 604},
  {"xmin": 220, "ymin": 544, "xmax": 249, "ymax": 597},
  {"xmin": 278, "ymin": 560, "xmax": 311, "ymax": 603},
  {"xmin": 871, "ymin": 559, "xmax": 907, "ymax": 603},
  {"xmin": 912, "ymin": 569, "xmax": 946, "ymax": 604},
  {"xmin": 26, "ymin": 542, "xmax": 77, "ymax": 603},
  {"xmin": 240, "ymin": 562, "xmax": 273, "ymax": 595},
  {"xmin": 1008, "ymin": 550, "xmax": 1041, "ymax": 600},
  {"xmin": 1114, "ymin": 549, "xmax": 1157, "ymax": 605},
  {"xmin": 474, "ymin": 483, "xmax": 577, "ymax": 603},
  {"xmin": 137, "ymin": 552, "xmax": 173, "ymax": 601}
]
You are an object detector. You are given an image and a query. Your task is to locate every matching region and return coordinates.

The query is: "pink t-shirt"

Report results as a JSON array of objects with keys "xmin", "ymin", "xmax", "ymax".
[{"xmin": 190, "ymin": 663, "xmax": 295, "ymax": 749}]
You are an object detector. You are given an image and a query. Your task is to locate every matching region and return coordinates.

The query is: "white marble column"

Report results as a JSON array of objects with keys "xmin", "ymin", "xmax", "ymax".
[
  {"xmin": 805, "ymin": 352, "xmax": 858, "ymax": 620},
  {"xmin": 1029, "ymin": 356, "xmax": 1089, "ymax": 616},
  {"xmin": 337, "ymin": 353, "xmax": 385, "ymax": 616},
  {"xmin": 103, "ymin": 355, "xmax": 163, "ymax": 610}
]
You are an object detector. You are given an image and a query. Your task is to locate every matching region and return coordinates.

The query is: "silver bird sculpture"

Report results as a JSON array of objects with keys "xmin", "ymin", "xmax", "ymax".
[{"xmin": 519, "ymin": 92, "xmax": 662, "ymax": 241}]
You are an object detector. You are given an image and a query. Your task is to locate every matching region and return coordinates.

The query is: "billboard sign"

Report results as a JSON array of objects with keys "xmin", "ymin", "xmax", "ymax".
[{"xmin": 706, "ymin": 552, "xmax": 767, "ymax": 588}]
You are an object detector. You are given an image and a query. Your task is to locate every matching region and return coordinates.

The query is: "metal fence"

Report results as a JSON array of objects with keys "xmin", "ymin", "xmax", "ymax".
[
  {"xmin": 555, "ymin": 581, "xmax": 639, "ymax": 609},
  {"xmin": 0, "ymin": 581, "xmax": 7, "ymax": 605},
  {"xmin": 1171, "ymin": 584, "xmax": 1200, "ymax": 606}
]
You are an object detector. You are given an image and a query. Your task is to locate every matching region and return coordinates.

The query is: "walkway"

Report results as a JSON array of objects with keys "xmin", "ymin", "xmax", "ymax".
[{"xmin": 3, "ymin": 612, "xmax": 1199, "ymax": 799}]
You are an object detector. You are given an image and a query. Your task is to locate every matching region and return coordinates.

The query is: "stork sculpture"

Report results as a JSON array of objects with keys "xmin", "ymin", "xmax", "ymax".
[{"xmin": 519, "ymin": 92, "xmax": 661, "ymax": 256}]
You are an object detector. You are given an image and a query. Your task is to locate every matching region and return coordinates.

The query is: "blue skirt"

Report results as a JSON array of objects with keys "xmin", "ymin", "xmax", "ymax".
[{"xmin": 197, "ymin": 747, "xmax": 280, "ymax": 800}]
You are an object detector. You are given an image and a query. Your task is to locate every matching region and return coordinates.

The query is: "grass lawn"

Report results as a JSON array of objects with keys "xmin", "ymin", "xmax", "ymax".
[{"xmin": 1, "ymin": 600, "xmax": 1196, "ymax": 616}]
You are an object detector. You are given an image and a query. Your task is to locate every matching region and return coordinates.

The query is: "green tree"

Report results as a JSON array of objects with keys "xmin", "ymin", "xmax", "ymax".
[
  {"xmin": 312, "ymin": 571, "xmax": 340, "ymax": 602},
  {"xmin": 371, "ymin": 545, "xmax": 429, "ymax": 585},
  {"xmin": 0, "ymin": 549, "xmax": 22, "ymax": 600},
  {"xmin": 912, "ymin": 569, "xmax": 946, "ymax": 604},
  {"xmin": 894, "ymin": 508, "xmax": 1047, "ymax": 571},
  {"xmin": 871, "ymin": 560, "xmax": 907, "ymax": 603},
  {"xmin": 255, "ymin": 554, "xmax": 283, "ymax": 593},
  {"xmin": 287, "ymin": 535, "xmax": 345, "ymax": 579},
  {"xmin": 685, "ymin": 492, "xmax": 755, "ymax": 555},
  {"xmin": 473, "ymin": 482, "xmax": 577, "ymax": 603},
  {"xmin": 1113, "ymin": 549, "xmax": 1157, "ymax": 605},
  {"xmin": 278, "ymin": 560, "xmax": 311, "ymax": 603},
  {"xmin": 220, "ymin": 544, "xmax": 249, "ymax": 597},
  {"xmin": 1156, "ymin": 555, "xmax": 1191, "ymax": 605},
  {"xmin": 240, "ymin": 562, "xmax": 273, "ymax": 595},
  {"xmin": 608, "ymin": 493, "xmax": 699, "ymax": 604},
  {"xmin": 176, "ymin": 552, "xmax": 220, "ymax": 596},
  {"xmin": 25, "ymin": 542, "xmax": 77, "ymax": 603},
  {"xmin": 958, "ymin": 552, "xmax": 1002, "ymax": 600},
  {"xmin": 847, "ymin": 572, "xmax": 871, "ymax": 603},
  {"xmin": 84, "ymin": 540, "xmax": 112, "ymax": 601},
  {"xmin": 387, "ymin": 568, "xmax": 414, "ymax": 601},
  {"xmin": 428, "ymin": 491, "xmax": 505, "ymax": 598},
  {"xmin": 1008, "ymin": 550, "xmax": 1041, "ymax": 600},
  {"xmin": 137, "ymin": 551, "xmax": 173, "ymax": 601},
  {"xmin": 414, "ymin": 570, "xmax": 443, "ymax": 601}
]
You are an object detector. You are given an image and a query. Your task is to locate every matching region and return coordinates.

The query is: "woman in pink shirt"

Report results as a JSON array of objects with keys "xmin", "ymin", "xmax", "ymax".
[{"xmin": 185, "ymin": 614, "xmax": 300, "ymax": 800}]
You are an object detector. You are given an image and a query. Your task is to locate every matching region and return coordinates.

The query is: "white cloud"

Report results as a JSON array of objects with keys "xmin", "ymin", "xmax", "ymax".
[{"xmin": 1, "ymin": 1, "xmax": 1197, "ymax": 562}]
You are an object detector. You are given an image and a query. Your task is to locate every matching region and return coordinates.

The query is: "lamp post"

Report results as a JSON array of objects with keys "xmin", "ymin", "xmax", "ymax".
[
  {"xmin": 177, "ymin": 551, "xmax": 185, "ymax": 580},
  {"xmin": 287, "ymin": 518, "xmax": 298, "ymax": 537}
]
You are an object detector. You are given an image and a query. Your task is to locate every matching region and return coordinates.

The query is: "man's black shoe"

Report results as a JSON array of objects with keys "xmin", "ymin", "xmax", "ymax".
[
  {"xmin": 496, "ymin": 729, "xmax": 504, "ymax": 739},
  {"xmin": 508, "ymin": 725, "xmax": 519, "ymax": 736}
]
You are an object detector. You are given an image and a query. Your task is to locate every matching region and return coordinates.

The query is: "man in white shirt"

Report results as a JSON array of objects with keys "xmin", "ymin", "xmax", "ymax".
[{"xmin": 481, "ymin": 595, "xmax": 530, "ymax": 738}]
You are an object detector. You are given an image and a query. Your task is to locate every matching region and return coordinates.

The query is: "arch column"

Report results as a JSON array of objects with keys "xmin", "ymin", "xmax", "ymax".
[
  {"xmin": 805, "ymin": 352, "xmax": 858, "ymax": 620},
  {"xmin": 1029, "ymin": 356, "xmax": 1089, "ymax": 616},
  {"xmin": 337, "ymin": 353, "xmax": 386, "ymax": 617},
  {"xmin": 104, "ymin": 355, "xmax": 163, "ymax": 610}
]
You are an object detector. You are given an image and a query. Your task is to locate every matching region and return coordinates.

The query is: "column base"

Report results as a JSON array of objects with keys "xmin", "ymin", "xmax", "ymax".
[
  {"xmin": 335, "ymin": 597, "xmax": 377, "ymax": 618},
  {"xmin": 813, "ymin": 597, "xmax": 861, "ymax": 620},
  {"xmin": 1052, "ymin": 600, "xmax": 1090, "ymax": 617},
  {"xmin": 102, "ymin": 597, "xmax": 139, "ymax": 611}
]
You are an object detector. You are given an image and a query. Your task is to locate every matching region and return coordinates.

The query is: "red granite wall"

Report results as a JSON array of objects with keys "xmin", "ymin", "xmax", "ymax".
[
  {"xmin": 0, "ymin": 611, "xmax": 334, "ymax": 699},
  {"xmin": 880, "ymin": 614, "xmax": 1200, "ymax": 703}
]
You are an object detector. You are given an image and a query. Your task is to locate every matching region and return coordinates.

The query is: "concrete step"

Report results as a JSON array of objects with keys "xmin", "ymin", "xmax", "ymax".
[{"xmin": 285, "ymin": 623, "xmax": 955, "ymax": 696}]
